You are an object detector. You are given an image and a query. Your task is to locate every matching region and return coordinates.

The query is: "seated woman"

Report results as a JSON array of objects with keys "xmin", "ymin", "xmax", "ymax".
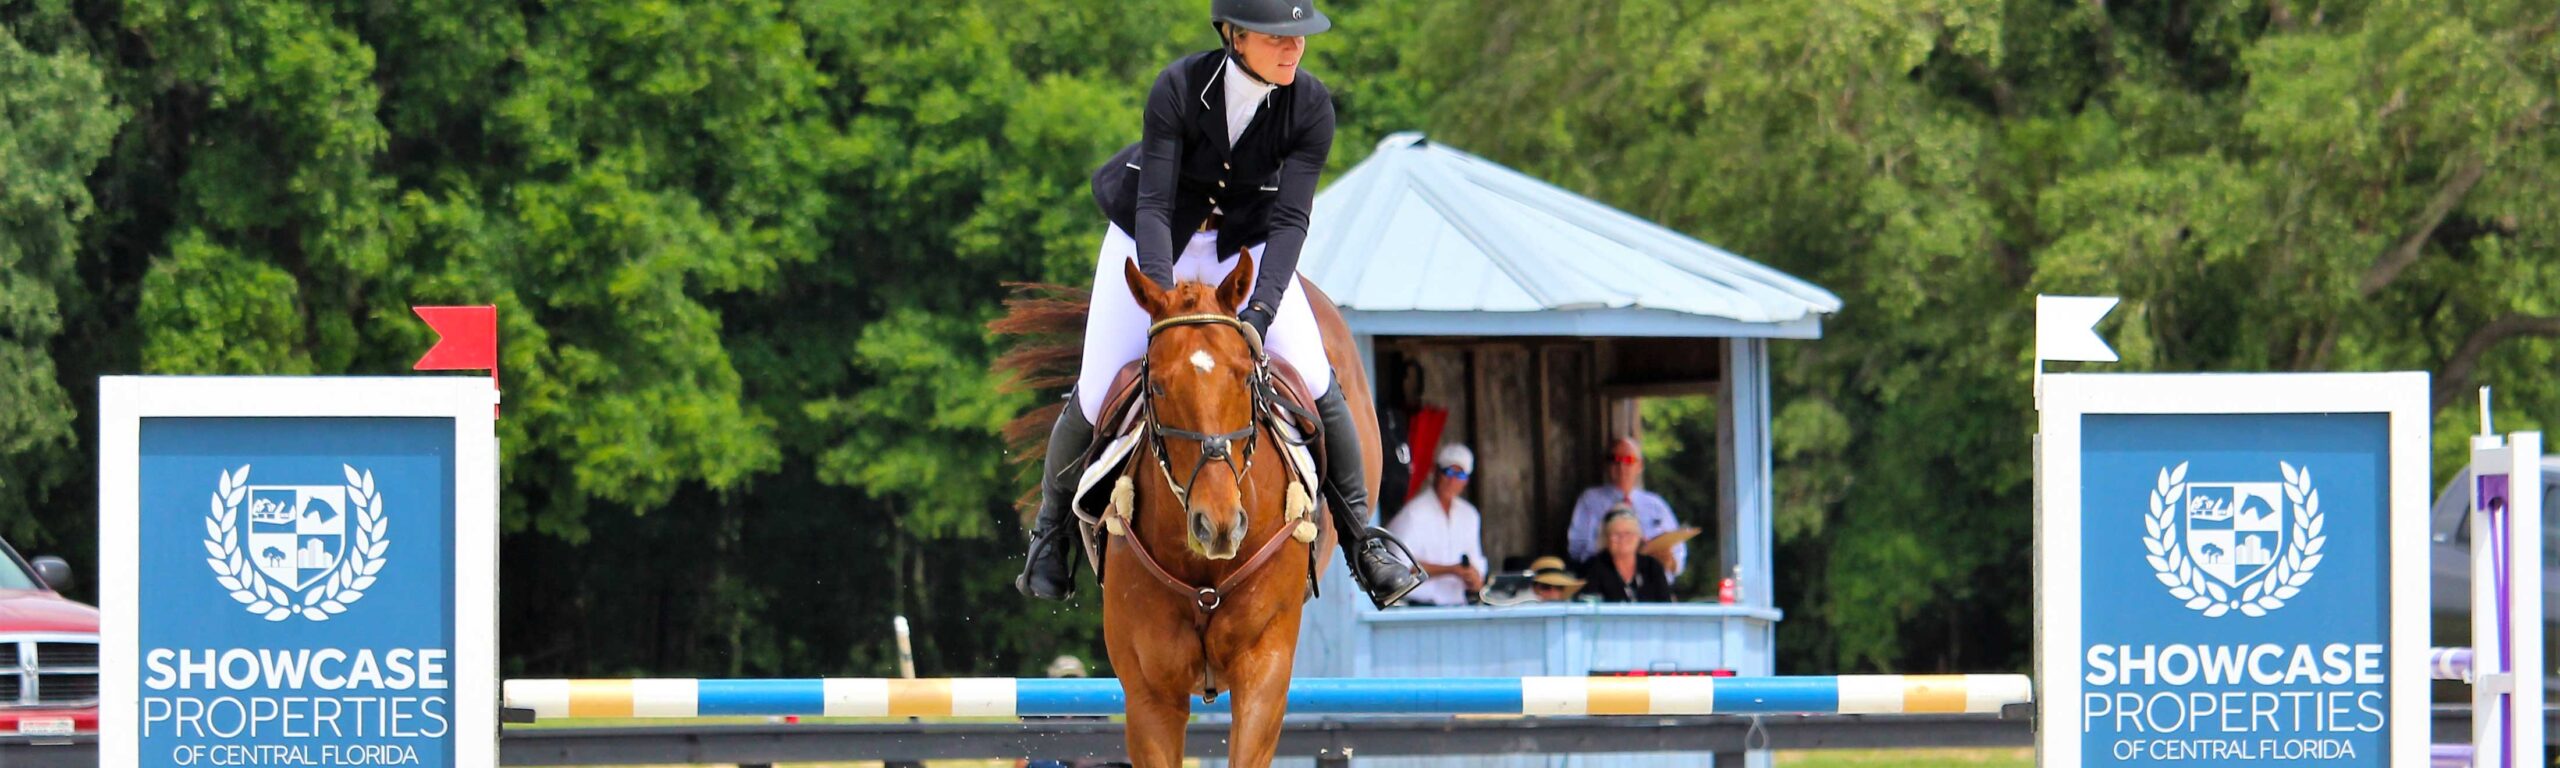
[{"xmin": 1578, "ymin": 509, "xmax": 1673, "ymax": 603}]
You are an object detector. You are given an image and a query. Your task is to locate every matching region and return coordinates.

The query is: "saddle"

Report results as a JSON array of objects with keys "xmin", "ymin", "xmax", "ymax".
[{"xmin": 1064, "ymin": 357, "xmax": 1333, "ymax": 592}]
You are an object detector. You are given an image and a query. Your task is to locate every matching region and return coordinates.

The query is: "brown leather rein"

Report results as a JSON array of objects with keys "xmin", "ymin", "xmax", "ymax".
[{"xmin": 1116, "ymin": 312, "xmax": 1303, "ymax": 629}]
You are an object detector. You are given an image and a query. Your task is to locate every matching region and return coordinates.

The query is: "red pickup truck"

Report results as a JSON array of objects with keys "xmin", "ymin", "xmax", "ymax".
[{"xmin": 0, "ymin": 539, "xmax": 97, "ymax": 738}]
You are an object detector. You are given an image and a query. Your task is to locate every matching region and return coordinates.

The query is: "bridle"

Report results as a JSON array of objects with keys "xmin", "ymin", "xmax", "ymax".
[
  {"xmin": 1113, "ymin": 312, "xmax": 1303, "ymax": 626},
  {"xmin": 1140, "ymin": 313, "xmax": 1267, "ymax": 514}
]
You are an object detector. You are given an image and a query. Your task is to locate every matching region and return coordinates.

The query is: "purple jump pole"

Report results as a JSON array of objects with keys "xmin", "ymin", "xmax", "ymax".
[
  {"xmin": 2432, "ymin": 646, "xmax": 2476, "ymax": 681},
  {"xmin": 2435, "ymin": 743, "xmax": 2476, "ymax": 768}
]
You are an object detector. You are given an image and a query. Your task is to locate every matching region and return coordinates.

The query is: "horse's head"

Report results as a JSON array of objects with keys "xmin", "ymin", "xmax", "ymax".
[{"xmin": 1123, "ymin": 252, "xmax": 1265, "ymax": 560}]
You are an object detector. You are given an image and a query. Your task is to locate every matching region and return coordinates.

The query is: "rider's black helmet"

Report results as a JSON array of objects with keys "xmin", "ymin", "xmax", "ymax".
[{"xmin": 1211, "ymin": 0, "xmax": 1330, "ymax": 37}]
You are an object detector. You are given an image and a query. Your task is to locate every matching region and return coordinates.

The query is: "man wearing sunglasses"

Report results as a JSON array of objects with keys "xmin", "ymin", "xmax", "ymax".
[
  {"xmin": 1565, "ymin": 437, "xmax": 1688, "ymax": 578},
  {"xmin": 1384, "ymin": 444, "xmax": 1488, "ymax": 607}
]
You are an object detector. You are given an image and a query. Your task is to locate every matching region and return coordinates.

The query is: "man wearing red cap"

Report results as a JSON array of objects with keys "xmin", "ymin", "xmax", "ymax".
[{"xmin": 1566, "ymin": 436, "xmax": 1687, "ymax": 578}]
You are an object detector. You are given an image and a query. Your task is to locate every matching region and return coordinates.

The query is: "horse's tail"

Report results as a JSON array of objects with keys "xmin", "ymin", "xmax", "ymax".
[{"xmin": 989, "ymin": 282, "xmax": 1091, "ymax": 516}]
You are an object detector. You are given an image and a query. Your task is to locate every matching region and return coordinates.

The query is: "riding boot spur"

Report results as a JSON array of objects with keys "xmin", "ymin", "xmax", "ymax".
[
  {"xmin": 1312, "ymin": 385, "xmax": 1424, "ymax": 609},
  {"xmin": 1017, "ymin": 392, "xmax": 1098, "ymax": 601}
]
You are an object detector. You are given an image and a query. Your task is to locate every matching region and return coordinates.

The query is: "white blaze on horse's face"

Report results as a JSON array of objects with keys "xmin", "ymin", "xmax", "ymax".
[{"xmin": 1189, "ymin": 349, "xmax": 1217, "ymax": 374}]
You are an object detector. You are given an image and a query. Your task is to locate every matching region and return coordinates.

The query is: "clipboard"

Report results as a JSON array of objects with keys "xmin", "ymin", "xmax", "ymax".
[{"xmin": 1641, "ymin": 526, "xmax": 1702, "ymax": 559}]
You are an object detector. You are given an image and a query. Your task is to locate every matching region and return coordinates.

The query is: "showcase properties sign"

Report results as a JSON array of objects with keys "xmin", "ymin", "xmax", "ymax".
[
  {"xmin": 101, "ymin": 377, "xmax": 497, "ymax": 767},
  {"xmin": 2037, "ymin": 373, "xmax": 2427, "ymax": 767}
]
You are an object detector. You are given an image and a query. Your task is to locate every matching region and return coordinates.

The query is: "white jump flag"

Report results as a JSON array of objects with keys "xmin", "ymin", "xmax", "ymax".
[{"xmin": 2035, "ymin": 295, "xmax": 2119, "ymax": 363}]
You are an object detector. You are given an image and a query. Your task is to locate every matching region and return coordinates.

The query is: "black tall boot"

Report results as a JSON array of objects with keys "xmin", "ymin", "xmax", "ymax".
[
  {"xmin": 1313, "ymin": 386, "xmax": 1424, "ymax": 609},
  {"xmin": 1016, "ymin": 393, "xmax": 1097, "ymax": 601}
]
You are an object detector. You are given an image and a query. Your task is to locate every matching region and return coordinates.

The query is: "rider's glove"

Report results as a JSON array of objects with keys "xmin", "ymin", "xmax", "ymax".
[{"xmin": 1238, "ymin": 302, "xmax": 1276, "ymax": 340}]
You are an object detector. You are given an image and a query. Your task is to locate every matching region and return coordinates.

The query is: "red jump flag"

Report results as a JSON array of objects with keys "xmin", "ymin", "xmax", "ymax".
[
  {"xmin": 414, "ymin": 306, "xmax": 497, "ymax": 370},
  {"xmin": 414, "ymin": 305, "xmax": 500, "ymax": 417}
]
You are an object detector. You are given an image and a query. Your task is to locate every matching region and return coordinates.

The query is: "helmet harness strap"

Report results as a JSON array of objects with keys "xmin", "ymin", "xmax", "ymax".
[{"xmin": 1218, "ymin": 22, "xmax": 1280, "ymax": 87}]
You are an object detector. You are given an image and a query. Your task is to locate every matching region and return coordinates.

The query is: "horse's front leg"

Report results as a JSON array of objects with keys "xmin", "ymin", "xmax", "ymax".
[
  {"xmin": 1121, "ymin": 684, "xmax": 1193, "ymax": 768},
  {"xmin": 1104, "ymin": 537, "xmax": 1206, "ymax": 768},
  {"xmin": 1215, "ymin": 598, "xmax": 1306, "ymax": 768},
  {"xmin": 1219, "ymin": 664, "xmax": 1293, "ymax": 768}
]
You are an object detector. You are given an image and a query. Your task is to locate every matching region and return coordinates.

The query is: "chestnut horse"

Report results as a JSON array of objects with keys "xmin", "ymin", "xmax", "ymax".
[{"xmin": 996, "ymin": 252, "xmax": 1381, "ymax": 768}]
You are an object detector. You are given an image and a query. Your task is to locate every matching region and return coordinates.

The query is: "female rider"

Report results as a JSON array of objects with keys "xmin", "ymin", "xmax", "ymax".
[{"xmin": 1015, "ymin": 0, "xmax": 1423, "ymax": 609}]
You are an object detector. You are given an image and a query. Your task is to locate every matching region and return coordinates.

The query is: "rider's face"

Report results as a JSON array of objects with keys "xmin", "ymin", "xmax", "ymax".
[{"xmin": 1230, "ymin": 28, "xmax": 1306, "ymax": 85}]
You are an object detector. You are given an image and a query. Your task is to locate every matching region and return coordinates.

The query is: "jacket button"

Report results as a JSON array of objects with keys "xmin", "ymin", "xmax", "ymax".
[
  {"xmin": 1217, "ymin": 180, "xmax": 1226, "ymax": 188},
  {"xmin": 1208, "ymin": 196, "xmax": 1218, "ymax": 204},
  {"xmin": 1223, "ymin": 162, "xmax": 1231, "ymax": 170}
]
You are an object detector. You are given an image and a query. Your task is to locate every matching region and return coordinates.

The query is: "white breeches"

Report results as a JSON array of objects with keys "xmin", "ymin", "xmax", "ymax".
[{"xmin": 1076, "ymin": 224, "xmax": 1334, "ymax": 422}]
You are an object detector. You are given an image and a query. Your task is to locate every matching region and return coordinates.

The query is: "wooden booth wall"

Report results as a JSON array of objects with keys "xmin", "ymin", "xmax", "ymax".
[{"xmin": 1374, "ymin": 338, "xmax": 1721, "ymax": 571}]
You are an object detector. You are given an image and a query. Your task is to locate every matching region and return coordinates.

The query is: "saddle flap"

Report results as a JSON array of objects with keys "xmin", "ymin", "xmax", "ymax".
[
  {"xmin": 1266, "ymin": 412, "xmax": 1335, "ymax": 589},
  {"xmin": 1092, "ymin": 360, "xmax": 1149, "ymax": 447},
  {"xmin": 1070, "ymin": 418, "xmax": 1145, "ymax": 579},
  {"xmin": 1261, "ymin": 356, "xmax": 1321, "ymax": 429}
]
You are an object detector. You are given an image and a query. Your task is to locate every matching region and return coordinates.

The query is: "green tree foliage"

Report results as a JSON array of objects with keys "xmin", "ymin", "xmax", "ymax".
[
  {"xmin": 1352, "ymin": 0, "xmax": 2559, "ymax": 671},
  {"xmin": 5, "ymin": 0, "xmax": 2553, "ymax": 679},
  {"xmin": 5, "ymin": 0, "xmax": 1194, "ymax": 676},
  {"xmin": 0, "ymin": 4, "xmax": 119, "ymax": 549}
]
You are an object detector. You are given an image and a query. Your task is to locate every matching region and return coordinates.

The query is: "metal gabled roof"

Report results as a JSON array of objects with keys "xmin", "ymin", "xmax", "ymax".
[{"xmin": 1300, "ymin": 133, "xmax": 1841, "ymax": 338}]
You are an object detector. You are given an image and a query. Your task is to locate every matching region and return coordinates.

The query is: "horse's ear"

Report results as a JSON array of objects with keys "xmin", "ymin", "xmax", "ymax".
[
  {"xmin": 1217, "ymin": 247, "xmax": 1255, "ymax": 312},
  {"xmin": 1124, "ymin": 257, "xmax": 1169, "ymax": 319}
]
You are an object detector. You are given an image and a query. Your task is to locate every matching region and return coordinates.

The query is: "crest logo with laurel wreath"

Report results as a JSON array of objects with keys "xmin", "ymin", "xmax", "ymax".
[
  {"xmin": 2143, "ymin": 461, "xmax": 2325, "ymax": 618},
  {"xmin": 204, "ymin": 465, "xmax": 388, "ymax": 622}
]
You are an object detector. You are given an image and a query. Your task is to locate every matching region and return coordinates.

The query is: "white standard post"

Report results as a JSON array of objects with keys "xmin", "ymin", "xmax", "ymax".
[
  {"xmin": 894, "ymin": 615, "xmax": 916, "ymax": 680},
  {"xmin": 2480, "ymin": 387, "xmax": 2493, "ymax": 437},
  {"xmin": 2472, "ymin": 432, "xmax": 2507, "ymax": 768},
  {"xmin": 2469, "ymin": 427, "xmax": 2545, "ymax": 768},
  {"xmin": 2508, "ymin": 432, "xmax": 2544, "ymax": 768}
]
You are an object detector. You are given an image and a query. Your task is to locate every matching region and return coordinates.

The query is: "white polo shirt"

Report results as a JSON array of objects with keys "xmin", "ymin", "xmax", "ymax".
[{"xmin": 1386, "ymin": 490, "xmax": 1487, "ymax": 607}]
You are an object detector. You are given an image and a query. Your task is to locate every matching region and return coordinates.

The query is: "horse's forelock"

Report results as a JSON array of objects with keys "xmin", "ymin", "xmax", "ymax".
[
  {"xmin": 1149, "ymin": 283, "xmax": 1255, "ymax": 368},
  {"xmin": 1159, "ymin": 281, "xmax": 1227, "ymax": 316}
]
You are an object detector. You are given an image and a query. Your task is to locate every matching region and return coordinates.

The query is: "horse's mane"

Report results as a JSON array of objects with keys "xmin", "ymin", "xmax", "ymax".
[{"xmin": 990, "ymin": 278, "xmax": 1225, "ymax": 517}]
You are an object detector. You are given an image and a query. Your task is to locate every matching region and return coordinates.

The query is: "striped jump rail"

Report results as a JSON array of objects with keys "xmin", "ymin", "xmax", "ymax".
[
  {"xmin": 2432, "ymin": 646, "xmax": 2476, "ymax": 682},
  {"xmin": 2435, "ymin": 744, "xmax": 2474, "ymax": 768},
  {"xmin": 503, "ymin": 675, "xmax": 2033, "ymax": 720}
]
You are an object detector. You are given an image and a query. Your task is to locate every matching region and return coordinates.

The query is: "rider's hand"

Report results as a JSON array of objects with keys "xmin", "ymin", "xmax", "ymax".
[
  {"xmin": 1238, "ymin": 302, "xmax": 1275, "ymax": 339},
  {"xmin": 1458, "ymin": 566, "xmax": 1485, "ymax": 592}
]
